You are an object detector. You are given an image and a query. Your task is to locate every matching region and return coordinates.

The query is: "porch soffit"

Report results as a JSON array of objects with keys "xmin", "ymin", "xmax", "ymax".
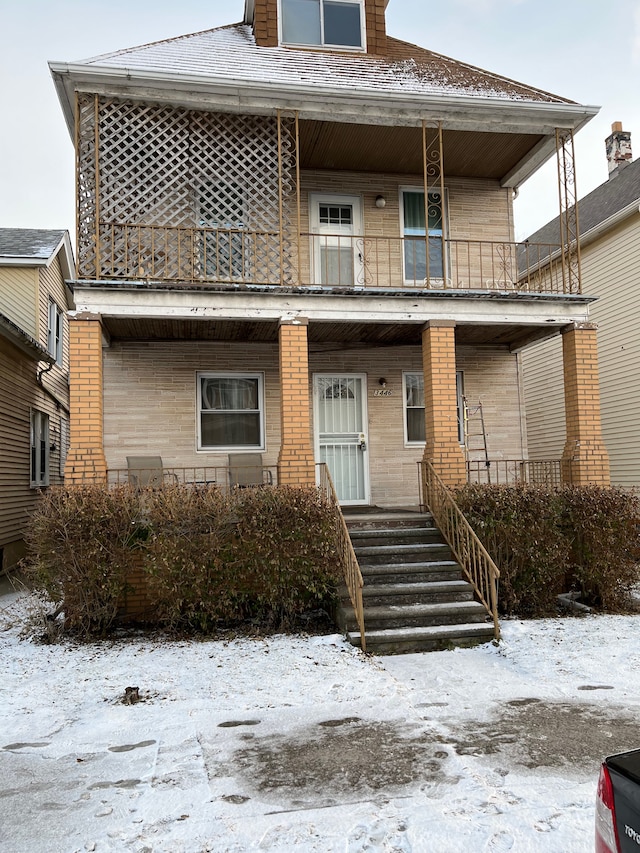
[
  {"xmin": 101, "ymin": 317, "xmax": 565, "ymax": 350},
  {"xmin": 299, "ymin": 121, "xmax": 544, "ymax": 180}
]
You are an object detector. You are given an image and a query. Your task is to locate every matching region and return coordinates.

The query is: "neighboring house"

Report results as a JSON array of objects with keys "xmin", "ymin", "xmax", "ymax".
[
  {"xmin": 0, "ymin": 229, "xmax": 74, "ymax": 573},
  {"xmin": 522, "ymin": 124, "xmax": 640, "ymax": 488},
  {"xmin": 48, "ymin": 0, "xmax": 609, "ymax": 507}
]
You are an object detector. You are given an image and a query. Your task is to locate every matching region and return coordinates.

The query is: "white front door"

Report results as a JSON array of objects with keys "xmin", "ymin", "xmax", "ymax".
[
  {"xmin": 310, "ymin": 194, "xmax": 363, "ymax": 287},
  {"xmin": 314, "ymin": 374, "xmax": 369, "ymax": 505}
]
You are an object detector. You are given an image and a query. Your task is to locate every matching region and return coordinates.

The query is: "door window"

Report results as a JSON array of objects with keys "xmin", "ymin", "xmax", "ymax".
[{"xmin": 310, "ymin": 194, "xmax": 362, "ymax": 287}]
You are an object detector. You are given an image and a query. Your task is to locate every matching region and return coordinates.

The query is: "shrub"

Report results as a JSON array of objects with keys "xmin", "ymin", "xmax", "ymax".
[
  {"xmin": 24, "ymin": 485, "xmax": 143, "ymax": 636},
  {"xmin": 454, "ymin": 484, "xmax": 640, "ymax": 617},
  {"xmin": 24, "ymin": 484, "xmax": 342, "ymax": 638},
  {"xmin": 560, "ymin": 486, "xmax": 640, "ymax": 610}
]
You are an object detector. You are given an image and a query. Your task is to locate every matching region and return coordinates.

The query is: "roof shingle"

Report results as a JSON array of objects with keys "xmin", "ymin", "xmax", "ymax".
[
  {"xmin": 0, "ymin": 228, "xmax": 67, "ymax": 261},
  {"xmin": 73, "ymin": 23, "xmax": 574, "ymax": 106}
]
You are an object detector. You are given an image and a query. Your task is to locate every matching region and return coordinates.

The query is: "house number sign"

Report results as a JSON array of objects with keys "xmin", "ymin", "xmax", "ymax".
[{"xmin": 373, "ymin": 389, "xmax": 393, "ymax": 397}]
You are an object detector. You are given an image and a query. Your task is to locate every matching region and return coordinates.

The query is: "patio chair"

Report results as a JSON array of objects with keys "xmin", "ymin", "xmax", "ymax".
[
  {"xmin": 126, "ymin": 455, "xmax": 170, "ymax": 487},
  {"xmin": 228, "ymin": 453, "xmax": 273, "ymax": 488}
]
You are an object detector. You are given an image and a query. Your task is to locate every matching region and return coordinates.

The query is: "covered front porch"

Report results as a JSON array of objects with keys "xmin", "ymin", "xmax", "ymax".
[{"xmin": 64, "ymin": 286, "xmax": 609, "ymax": 497}]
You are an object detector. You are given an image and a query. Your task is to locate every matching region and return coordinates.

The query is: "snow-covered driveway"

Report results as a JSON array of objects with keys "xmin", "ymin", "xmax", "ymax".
[{"xmin": 2, "ymin": 590, "xmax": 639, "ymax": 852}]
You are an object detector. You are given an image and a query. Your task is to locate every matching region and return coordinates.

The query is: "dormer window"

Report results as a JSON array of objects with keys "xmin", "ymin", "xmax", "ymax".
[{"xmin": 281, "ymin": 0, "xmax": 364, "ymax": 49}]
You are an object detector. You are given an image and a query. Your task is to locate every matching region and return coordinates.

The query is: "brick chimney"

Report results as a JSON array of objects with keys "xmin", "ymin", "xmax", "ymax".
[{"xmin": 605, "ymin": 122, "xmax": 632, "ymax": 177}]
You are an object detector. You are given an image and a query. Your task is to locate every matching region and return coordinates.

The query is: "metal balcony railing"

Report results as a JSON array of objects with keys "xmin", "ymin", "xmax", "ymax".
[
  {"xmin": 466, "ymin": 459, "xmax": 571, "ymax": 486},
  {"xmin": 91, "ymin": 222, "xmax": 571, "ymax": 295}
]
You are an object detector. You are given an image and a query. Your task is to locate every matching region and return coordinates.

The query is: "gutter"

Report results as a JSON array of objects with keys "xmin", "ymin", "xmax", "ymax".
[
  {"xmin": 49, "ymin": 60, "xmax": 599, "ymax": 140},
  {"xmin": 0, "ymin": 312, "xmax": 55, "ymax": 363}
]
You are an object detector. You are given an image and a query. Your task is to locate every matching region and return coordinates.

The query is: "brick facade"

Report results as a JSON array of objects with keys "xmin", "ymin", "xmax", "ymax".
[
  {"xmin": 64, "ymin": 314, "xmax": 107, "ymax": 484},
  {"xmin": 277, "ymin": 320, "xmax": 315, "ymax": 485},
  {"xmin": 364, "ymin": 0, "xmax": 387, "ymax": 54},
  {"xmin": 561, "ymin": 323, "xmax": 610, "ymax": 486},
  {"xmin": 421, "ymin": 321, "xmax": 467, "ymax": 487}
]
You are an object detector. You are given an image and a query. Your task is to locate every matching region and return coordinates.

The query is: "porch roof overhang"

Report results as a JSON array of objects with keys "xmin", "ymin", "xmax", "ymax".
[
  {"xmin": 70, "ymin": 281, "xmax": 596, "ymax": 351},
  {"xmin": 49, "ymin": 63, "xmax": 598, "ymax": 187}
]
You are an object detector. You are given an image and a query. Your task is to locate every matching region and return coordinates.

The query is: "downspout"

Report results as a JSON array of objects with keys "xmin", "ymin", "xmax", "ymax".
[{"xmin": 37, "ymin": 361, "xmax": 71, "ymax": 415}]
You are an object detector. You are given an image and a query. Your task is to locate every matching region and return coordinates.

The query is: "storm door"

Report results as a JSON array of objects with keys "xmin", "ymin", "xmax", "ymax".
[{"xmin": 314, "ymin": 374, "xmax": 369, "ymax": 504}]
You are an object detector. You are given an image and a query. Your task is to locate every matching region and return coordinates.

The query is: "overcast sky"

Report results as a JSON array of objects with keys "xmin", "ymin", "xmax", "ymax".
[{"xmin": 1, "ymin": 0, "xmax": 638, "ymax": 244}]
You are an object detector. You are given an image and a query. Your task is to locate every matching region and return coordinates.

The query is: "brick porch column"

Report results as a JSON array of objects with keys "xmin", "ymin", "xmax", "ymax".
[
  {"xmin": 421, "ymin": 320, "xmax": 466, "ymax": 488},
  {"xmin": 277, "ymin": 319, "xmax": 315, "ymax": 486},
  {"xmin": 561, "ymin": 322, "xmax": 610, "ymax": 485},
  {"xmin": 64, "ymin": 312, "xmax": 108, "ymax": 484}
]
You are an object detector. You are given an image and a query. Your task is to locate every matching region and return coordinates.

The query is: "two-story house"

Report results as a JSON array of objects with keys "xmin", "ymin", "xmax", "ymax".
[
  {"xmin": 0, "ymin": 229, "xmax": 74, "ymax": 573},
  {"xmin": 49, "ymin": 0, "xmax": 609, "ymax": 509}
]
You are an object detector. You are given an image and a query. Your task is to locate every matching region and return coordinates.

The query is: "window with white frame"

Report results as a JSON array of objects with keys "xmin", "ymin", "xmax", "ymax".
[
  {"xmin": 280, "ymin": 0, "xmax": 364, "ymax": 49},
  {"xmin": 403, "ymin": 371, "xmax": 464, "ymax": 445},
  {"xmin": 198, "ymin": 181, "xmax": 247, "ymax": 281},
  {"xmin": 47, "ymin": 300, "xmax": 63, "ymax": 364},
  {"xmin": 400, "ymin": 189, "xmax": 447, "ymax": 283},
  {"xmin": 30, "ymin": 410, "xmax": 50, "ymax": 487},
  {"xmin": 198, "ymin": 373, "xmax": 265, "ymax": 450}
]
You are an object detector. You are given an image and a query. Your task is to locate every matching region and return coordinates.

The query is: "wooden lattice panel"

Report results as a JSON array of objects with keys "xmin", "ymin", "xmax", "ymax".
[
  {"xmin": 77, "ymin": 94, "xmax": 298, "ymax": 284},
  {"xmin": 77, "ymin": 96, "xmax": 98, "ymax": 278}
]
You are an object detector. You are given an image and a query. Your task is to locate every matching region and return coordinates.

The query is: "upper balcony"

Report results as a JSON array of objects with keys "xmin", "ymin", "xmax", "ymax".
[{"xmin": 72, "ymin": 95, "xmax": 584, "ymax": 298}]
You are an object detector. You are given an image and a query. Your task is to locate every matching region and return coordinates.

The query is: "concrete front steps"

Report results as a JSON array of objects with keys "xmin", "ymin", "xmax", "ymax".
[{"xmin": 338, "ymin": 509, "xmax": 496, "ymax": 655}]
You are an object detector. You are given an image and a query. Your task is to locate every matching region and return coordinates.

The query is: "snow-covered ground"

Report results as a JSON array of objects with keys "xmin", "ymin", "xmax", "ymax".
[{"xmin": 2, "ymin": 588, "xmax": 639, "ymax": 853}]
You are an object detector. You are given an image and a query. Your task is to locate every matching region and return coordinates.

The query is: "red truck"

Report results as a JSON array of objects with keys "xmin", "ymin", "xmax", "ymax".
[{"xmin": 596, "ymin": 750, "xmax": 640, "ymax": 852}]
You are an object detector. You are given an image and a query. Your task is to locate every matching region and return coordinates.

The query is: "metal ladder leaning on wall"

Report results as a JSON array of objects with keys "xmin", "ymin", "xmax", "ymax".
[{"xmin": 463, "ymin": 397, "xmax": 490, "ymax": 482}]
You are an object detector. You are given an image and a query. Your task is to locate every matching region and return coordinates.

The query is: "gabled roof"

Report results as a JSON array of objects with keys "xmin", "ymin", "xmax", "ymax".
[
  {"xmin": 0, "ymin": 228, "xmax": 75, "ymax": 281},
  {"xmin": 67, "ymin": 23, "xmax": 573, "ymax": 107},
  {"xmin": 527, "ymin": 157, "xmax": 640, "ymax": 246}
]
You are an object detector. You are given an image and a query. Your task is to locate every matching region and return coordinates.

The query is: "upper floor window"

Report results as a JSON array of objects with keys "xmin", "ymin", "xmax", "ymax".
[
  {"xmin": 281, "ymin": 0, "xmax": 364, "ymax": 49},
  {"xmin": 400, "ymin": 189, "xmax": 447, "ymax": 284},
  {"xmin": 198, "ymin": 181, "xmax": 247, "ymax": 280},
  {"xmin": 47, "ymin": 300, "xmax": 63, "ymax": 364}
]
